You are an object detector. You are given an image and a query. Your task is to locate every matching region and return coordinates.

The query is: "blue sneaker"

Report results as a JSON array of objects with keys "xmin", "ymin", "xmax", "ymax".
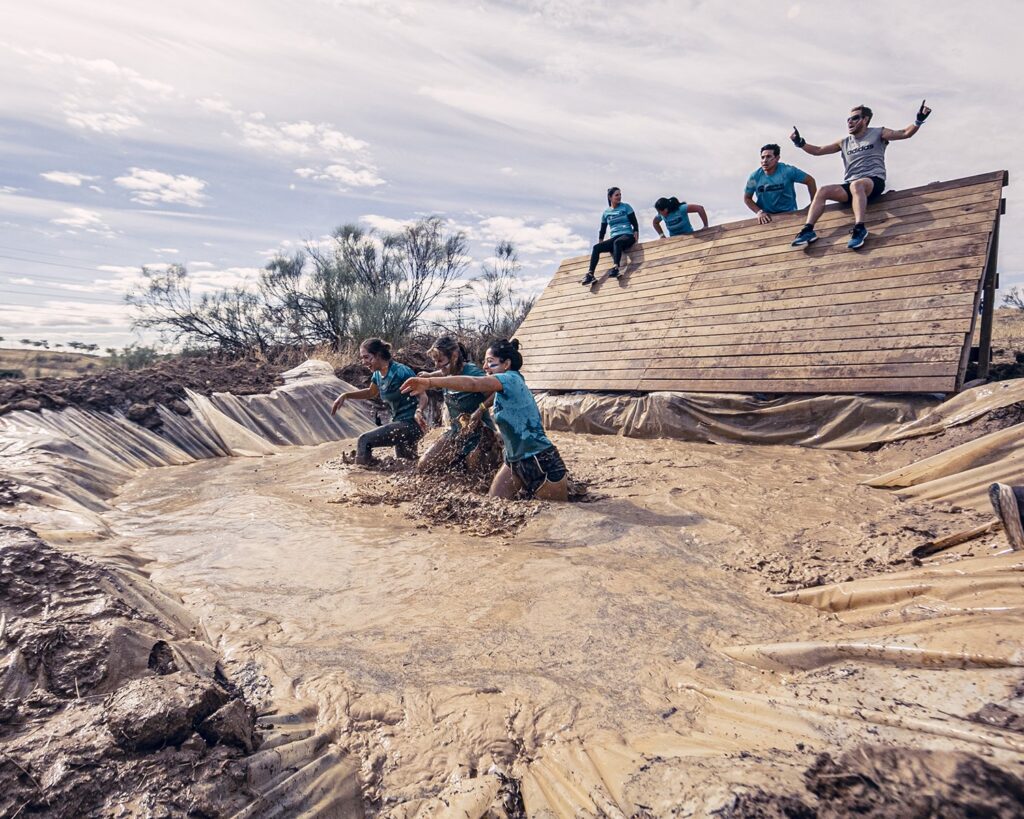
[
  {"xmin": 847, "ymin": 223, "xmax": 868, "ymax": 249},
  {"xmin": 791, "ymin": 225, "xmax": 817, "ymax": 247}
]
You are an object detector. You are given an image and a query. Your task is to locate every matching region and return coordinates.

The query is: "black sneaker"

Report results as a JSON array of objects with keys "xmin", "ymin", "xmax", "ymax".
[
  {"xmin": 847, "ymin": 223, "xmax": 868, "ymax": 250},
  {"xmin": 581, "ymin": 272, "xmax": 596, "ymax": 286},
  {"xmin": 608, "ymin": 267, "xmax": 620, "ymax": 279},
  {"xmin": 790, "ymin": 225, "xmax": 818, "ymax": 247}
]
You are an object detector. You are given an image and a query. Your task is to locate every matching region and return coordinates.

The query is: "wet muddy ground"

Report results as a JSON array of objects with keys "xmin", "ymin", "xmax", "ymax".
[{"xmin": 31, "ymin": 426, "xmax": 1013, "ymax": 815}]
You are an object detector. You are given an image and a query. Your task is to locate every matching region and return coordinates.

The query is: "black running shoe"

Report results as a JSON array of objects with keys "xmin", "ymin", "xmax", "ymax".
[
  {"xmin": 608, "ymin": 267, "xmax": 620, "ymax": 279},
  {"xmin": 581, "ymin": 272, "xmax": 596, "ymax": 286}
]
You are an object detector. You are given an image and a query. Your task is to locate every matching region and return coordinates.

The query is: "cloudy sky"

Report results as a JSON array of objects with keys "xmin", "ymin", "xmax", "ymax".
[{"xmin": 2, "ymin": 0, "xmax": 1021, "ymax": 351}]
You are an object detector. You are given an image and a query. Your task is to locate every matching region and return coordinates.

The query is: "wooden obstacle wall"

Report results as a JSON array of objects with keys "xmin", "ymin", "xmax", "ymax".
[{"xmin": 516, "ymin": 171, "xmax": 1007, "ymax": 394}]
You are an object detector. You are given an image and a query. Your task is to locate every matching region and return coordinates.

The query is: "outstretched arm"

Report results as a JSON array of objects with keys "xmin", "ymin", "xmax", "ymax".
[
  {"xmin": 402, "ymin": 374, "xmax": 503, "ymax": 396},
  {"xmin": 652, "ymin": 217, "xmax": 666, "ymax": 238},
  {"xmin": 331, "ymin": 383, "xmax": 379, "ymax": 415},
  {"xmin": 883, "ymin": 100, "xmax": 931, "ymax": 142},
  {"xmin": 791, "ymin": 126, "xmax": 840, "ymax": 156},
  {"xmin": 687, "ymin": 203, "xmax": 709, "ymax": 229}
]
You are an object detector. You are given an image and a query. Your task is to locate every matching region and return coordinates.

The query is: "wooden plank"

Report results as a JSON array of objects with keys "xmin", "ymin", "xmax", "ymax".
[
  {"xmin": 534, "ymin": 245, "xmax": 989, "ymax": 310},
  {"xmin": 549, "ymin": 185, "xmax": 1002, "ymax": 276},
  {"xmin": 527, "ymin": 348, "xmax": 957, "ymax": 372},
  {"xmin": 527, "ymin": 263, "xmax": 983, "ymax": 320},
  {"xmin": 541, "ymin": 227, "xmax": 992, "ymax": 300},
  {"xmin": 520, "ymin": 289, "xmax": 976, "ymax": 334},
  {"xmin": 528, "ymin": 333, "xmax": 966, "ymax": 362},
  {"xmin": 519, "ymin": 322, "xmax": 968, "ymax": 350},
  {"xmin": 525, "ymin": 375, "xmax": 957, "ymax": 394}
]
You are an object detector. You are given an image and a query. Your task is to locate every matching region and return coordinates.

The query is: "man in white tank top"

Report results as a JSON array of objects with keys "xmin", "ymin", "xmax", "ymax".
[{"xmin": 788, "ymin": 101, "xmax": 932, "ymax": 250}]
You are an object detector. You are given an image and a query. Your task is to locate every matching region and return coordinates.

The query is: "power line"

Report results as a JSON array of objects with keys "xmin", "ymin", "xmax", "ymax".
[
  {"xmin": 0, "ymin": 268, "xmax": 138, "ymax": 286},
  {"xmin": 0, "ymin": 252, "xmax": 111, "ymax": 273},
  {"xmin": 0, "ymin": 286, "xmax": 128, "ymax": 305}
]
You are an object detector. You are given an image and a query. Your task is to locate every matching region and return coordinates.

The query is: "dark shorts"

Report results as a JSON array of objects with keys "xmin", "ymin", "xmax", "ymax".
[
  {"xmin": 840, "ymin": 176, "xmax": 885, "ymax": 206},
  {"xmin": 507, "ymin": 445, "xmax": 567, "ymax": 497}
]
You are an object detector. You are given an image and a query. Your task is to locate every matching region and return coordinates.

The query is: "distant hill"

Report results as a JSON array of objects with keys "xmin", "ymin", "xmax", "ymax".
[{"xmin": 0, "ymin": 348, "xmax": 106, "ymax": 380}]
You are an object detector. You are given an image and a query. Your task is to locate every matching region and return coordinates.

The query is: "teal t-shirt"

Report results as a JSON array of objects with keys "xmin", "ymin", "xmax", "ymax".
[
  {"xmin": 492, "ymin": 370, "xmax": 553, "ymax": 462},
  {"xmin": 744, "ymin": 163, "xmax": 808, "ymax": 213},
  {"xmin": 655, "ymin": 204, "xmax": 694, "ymax": 236},
  {"xmin": 371, "ymin": 361, "xmax": 418, "ymax": 423},
  {"xmin": 444, "ymin": 362, "xmax": 494, "ymax": 432},
  {"xmin": 601, "ymin": 203, "xmax": 636, "ymax": 239}
]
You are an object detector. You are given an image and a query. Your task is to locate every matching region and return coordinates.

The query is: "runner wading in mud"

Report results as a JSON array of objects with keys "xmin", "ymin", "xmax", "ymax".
[
  {"xmin": 330, "ymin": 338, "xmax": 427, "ymax": 465},
  {"xmin": 415, "ymin": 335, "xmax": 496, "ymax": 472},
  {"xmin": 743, "ymin": 143, "xmax": 817, "ymax": 224},
  {"xmin": 401, "ymin": 338, "xmax": 569, "ymax": 501},
  {"xmin": 581, "ymin": 187, "xmax": 639, "ymax": 287},
  {"xmin": 790, "ymin": 100, "xmax": 931, "ymax": 250},
  {"xmin": 652, "ymin": 196, "xmax": 709, "ymax": 237}
]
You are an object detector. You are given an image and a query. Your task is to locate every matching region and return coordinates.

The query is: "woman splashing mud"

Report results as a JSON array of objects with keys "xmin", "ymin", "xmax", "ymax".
[
  {"xmin": 402, "ymin": 339, "xmax": 568, "ymax": 501},
  {"xmin": 416, "ymin": 335, "xmax": 498, "ymax": 474},
  {"xmin": 330, "ymin": 338, "xmax": 427, "ymax": 465}
]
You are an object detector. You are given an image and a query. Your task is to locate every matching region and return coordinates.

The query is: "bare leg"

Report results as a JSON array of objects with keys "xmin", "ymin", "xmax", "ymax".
[
  {"xmin": 488, "ymin": 464, "xmax": 522, "ymax": 499},
  {"xmin": 849, "ymin": 177, "xmax": 874, "ymax": 224},
  {"xmin": 806, "ymin": 183, "xmax": 848, "ymax": 226},
  {"xmin": 535, "ymin": 477, "xmax": 569, "ymax": 502},
  {"xmin": 416, "ymin": 435, "xmax": 453, "ymax": 473}
]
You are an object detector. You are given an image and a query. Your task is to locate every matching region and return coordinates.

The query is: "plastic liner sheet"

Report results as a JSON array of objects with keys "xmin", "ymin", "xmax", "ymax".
[
  {"xmin": 536, "ymin": 378, "xmax": 1024, "ymax": 451},
  {"xmin": 866, "ymin": 419, "xmax": 1024, "ymax": 512},
  {"xmin": 0, "ymin": 361, "xmax": 373, "ymax": 523}
]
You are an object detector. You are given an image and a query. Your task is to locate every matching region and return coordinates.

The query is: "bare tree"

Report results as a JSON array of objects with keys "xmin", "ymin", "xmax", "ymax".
[
  {"xmin": 470, "ymin": 241, "xmax": 535, "ymax": 339},
  {"xmin": 336, "ymin": 217, "xmax": 469, "ymax": 344},
  {"xmin": 1003, "ymin": 287, "xmax": 1024, "ymax": 312},
  {"xmin": 127, "ymin": 264, "xmax": 278, "ymax": 354}
]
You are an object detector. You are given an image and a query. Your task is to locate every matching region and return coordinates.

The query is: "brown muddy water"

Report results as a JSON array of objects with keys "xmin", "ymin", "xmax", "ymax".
[{"xmin": 81, "ymin": 430, "xmax": 1024, "ymax": 814}]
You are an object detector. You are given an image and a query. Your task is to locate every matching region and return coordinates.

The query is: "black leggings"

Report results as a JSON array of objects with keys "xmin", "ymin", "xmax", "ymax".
[
  {"xmin": 357, "ymin": 420, "xmax": 422, "ymax": 461},
  {"xmin": 588, "ymin": 235, "xmax": 635, "ymax": 274}
]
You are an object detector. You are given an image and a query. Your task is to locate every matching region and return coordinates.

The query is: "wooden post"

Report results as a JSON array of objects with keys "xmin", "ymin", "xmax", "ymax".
[{"xmin": 976, "ymin": 211, "xmax": 1000, "ymax": 380}]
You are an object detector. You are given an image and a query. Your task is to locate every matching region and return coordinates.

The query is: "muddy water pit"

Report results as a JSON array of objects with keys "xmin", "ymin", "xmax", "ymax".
[{"xmin": 80, "ymin": 430, "xmax": 1024, "ymax": 814}]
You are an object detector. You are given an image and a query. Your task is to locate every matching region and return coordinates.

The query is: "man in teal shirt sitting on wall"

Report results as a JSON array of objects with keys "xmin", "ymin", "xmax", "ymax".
[{"xmin": 743, "ymin": 143, "xmax": 817, "ymax": 225}]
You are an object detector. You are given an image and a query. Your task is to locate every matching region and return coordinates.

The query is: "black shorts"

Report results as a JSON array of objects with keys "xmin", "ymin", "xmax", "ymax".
[
  {"xmin": 507, "ymin": 445, "xmax": 567, "ymax": 497},
  {"xmin": 840, "ymin": 176, "xmax": 885, "ymax": 206}
]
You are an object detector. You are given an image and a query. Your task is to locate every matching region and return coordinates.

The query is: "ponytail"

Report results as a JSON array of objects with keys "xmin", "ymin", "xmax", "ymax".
[
  {"xmin": 360, "ymin": 337, "xmax": 392, "ymax": 360},
  {"xmin": 488, "ymin": 338, "xmax": 523, "ymax": 371}
]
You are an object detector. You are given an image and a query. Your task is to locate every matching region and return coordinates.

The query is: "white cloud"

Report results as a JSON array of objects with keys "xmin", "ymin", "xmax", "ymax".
[
  {"xmin": 0, "ymin": 186, "xmax": 21, "ymax": 194},
  {"xmin": 360, "ymin": 214, "xmax": 413, "ymax": 233},
  {"xmin": 294, "ymin": 164, "xmax": 384, "ymax": 188},
  {"xmin": 64, "ymin": 108, "xmax": 142, "ymax": 134},
  {"xmin": 152, "ymin": 247, "xmax": 179, "ymax": 253},
  {"xmin": 51, "ymin": 207, "xmax": 112, "ymax": 234},
  {"xmin": 113, "ymin": 168, "xmax": 208, "ymax": 207},
  {"xmin": 474, "ymin": 216, "xmax": 588, "ymax": 255},
  {"xmin": 198, "ymin": 97, "xmax": 383, "ymax": 190},
  {"xmin": 40, "ymin": 170, "xmax": 99, "ymax": 186}
]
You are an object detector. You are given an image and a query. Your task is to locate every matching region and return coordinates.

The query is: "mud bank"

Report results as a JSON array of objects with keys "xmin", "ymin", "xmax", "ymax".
[{"xmin": 3, "ymin": 366, "xmax": 1024, "ymax": 815}]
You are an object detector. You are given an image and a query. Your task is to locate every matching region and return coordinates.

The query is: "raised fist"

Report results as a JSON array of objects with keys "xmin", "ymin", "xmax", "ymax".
[{"xmin": 790, "ymin": 126, "xmax": 806, "ymax": 148}]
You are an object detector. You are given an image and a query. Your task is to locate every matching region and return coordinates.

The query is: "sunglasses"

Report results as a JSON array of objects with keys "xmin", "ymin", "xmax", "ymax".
[{"xmin": 847, "ymin": 115, "xmax": 863, "ymax": 123}]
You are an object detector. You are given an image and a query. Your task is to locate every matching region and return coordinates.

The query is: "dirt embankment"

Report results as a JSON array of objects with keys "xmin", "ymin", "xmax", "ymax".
[
  {"xmin": 0, "ymin": 526, "xmax": 261, "ymax": 817},
  {"xmin": 0, "ymin": 354, "xmax": 286, "ymax": 425},
  {"xmin": 0, "ymin": 343, "xmax": 439, "ymax": 431}
]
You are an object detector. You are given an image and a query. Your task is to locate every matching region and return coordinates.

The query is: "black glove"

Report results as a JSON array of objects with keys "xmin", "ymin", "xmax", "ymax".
[
  {"xmin": 915, "ymin": 100, "xmax": 930, "ymax": 125},
  {"xmin": 791, "ymin": 126, "xmax": 806, "ymax": 148}
]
